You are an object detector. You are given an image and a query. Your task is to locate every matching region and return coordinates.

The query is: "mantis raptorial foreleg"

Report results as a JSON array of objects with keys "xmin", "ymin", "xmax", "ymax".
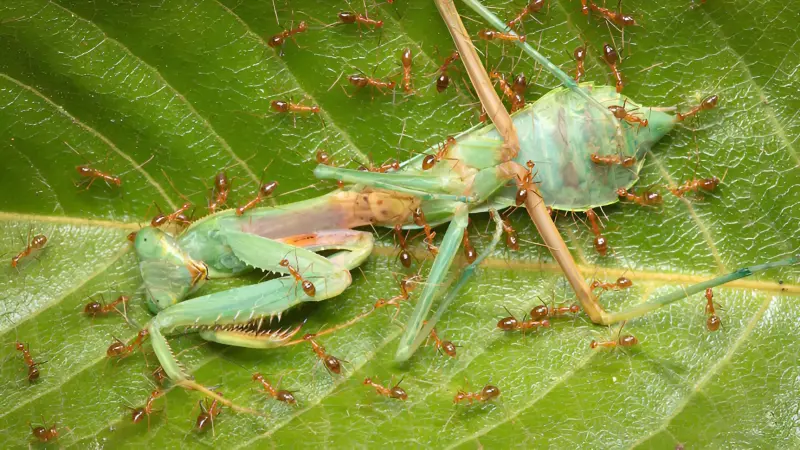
[{"xmin": 146, "ymin": 228, "xmax": 374, "ymax": 380}]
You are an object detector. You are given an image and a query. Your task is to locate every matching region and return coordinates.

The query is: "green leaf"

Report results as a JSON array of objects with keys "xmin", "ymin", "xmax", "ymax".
[{"xmin": 1, "ymin": 0, "xmax": 798, "ymax": 448}]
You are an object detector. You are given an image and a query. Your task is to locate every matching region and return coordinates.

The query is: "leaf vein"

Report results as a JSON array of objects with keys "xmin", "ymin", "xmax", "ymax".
[
  {"xmin": 0, "ymin": 72, "xmax": 178, "ymax": 210},
  {"xmin": 49, "ymin": 0, "xmax": 261, "ymax": 186}
]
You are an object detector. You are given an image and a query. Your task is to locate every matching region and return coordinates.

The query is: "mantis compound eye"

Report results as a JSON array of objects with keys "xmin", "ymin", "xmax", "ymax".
[{"xmin": 134, "ymin": 227, "xmax": 204, "ymax": 312}]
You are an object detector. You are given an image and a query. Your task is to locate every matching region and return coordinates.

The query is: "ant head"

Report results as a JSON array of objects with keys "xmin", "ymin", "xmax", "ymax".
[
  {"xmin": 15, "ymin": 341, "xmax": 24, "ymax": 351},
  {"xmin": 302, "ymin": 333, "xmax": 316, "ymax": 341}
]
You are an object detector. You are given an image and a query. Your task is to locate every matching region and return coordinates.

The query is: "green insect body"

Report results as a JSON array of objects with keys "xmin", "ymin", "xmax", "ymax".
[
  {"xmin": 132, "ymin": 1, "xmax": 796, "ymax": 381},
  {"xmin": 135, "ymin": 82, "xmax": 672, "ymax": 380},
  {"xmin": 314, "ymin": 84, "xmax": 674, "ymax": 361}
]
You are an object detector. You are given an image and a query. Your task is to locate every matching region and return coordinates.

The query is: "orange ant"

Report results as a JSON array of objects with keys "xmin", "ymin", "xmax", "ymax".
[
  {"xmin": 574, "ymin": 45, "xmax": 586, "ymax": 82},
  {"xmin": 506, "ymin": 0, "xmax": 545, "ymax": 28},
  {"xmin": 434, "ymin": 51, "xmax": 460, "ymax": 93},
  {"xmin": 30, "ymin": 418, "xmax": 59, "ymax": 443},
  {"xmin": 127, "ymin": 231, "xmax": 138, "ymax": 242},
  {"xmin": 527, "ymin": 296, "xmax": 580, "ymax": 320},
  {"xmin": 253, "ymin": 373, "xmax": 297, "ymax": 405},
  {"xmin": 374, "ymin": 274, "xmax": 420, "ymax": 318},
  {"xmin": 489, "ymin": 70, "xmax": 515, "ymax": 99},
  {"xmin": 501, "ymin": 218, "xmax": 519, "ymax": 251},
  {"xmin": 590, "ymin": 276, "xmax": 633, "ymax": 291},
  {"xmin": 267, "ymin": 21, "xmax": 308, "ymax": 48},
  {"xmin": 590, "ymin": 322, "xmax": 638, "ymax": 350},
  {"xmin": 608, "ymin": 100, "xmax": 648, "ymax": 128},
  {"xmin": 151, "ymin": 202, "xmax": 192, "ymax": 228},
  {"xmin": 616, "ymin": 188, "xmax": 662, "ymax": 206},
  {"xmin": 412, "ymin": 207, "xmax": 438, "ymax": 256},
  {"xmin": 11, "ymin": 232, "xmax": 47, "ymax": 268},
  {"xmin": 477, "ymin": 29, "xmax": 526, "ymax": 43},
  {"xmin": 514, "ymin": 160, "xmax": 541, "ymax": 206},
  {"xmin": 107, "ymin": 329, "xmax": 149, "ymax": 359},
  {"xmin": 704, "ymin": 288, "xmax": 721, "ymax": 331},
  {"xmin": 393, "ymin": 224, "xmax": 413, "ymax": 268},
  {"xmin": 676, "ymin": 95, "xmax": 718, "ymax": 121},
  {"xmin": 84, "ymin": 294, "xmax": 130, "ymax": 317},
  {"xmin": 363, "ymin": 377, "xmax": 408, "ymax": 401},
  {"xmin": 315, "ymin": 151, "xmax": 345, "ymax": 188},
  {"xmin": 590, "ymin": 153, "xmax": 636, "ymax": 168},
  {"xmin": 208, "ymin": 171, "xmax": 230, "ymax": 213},
  {"xmin": 585, "ymin": 209, "xmax": 607, "ymax": 256},
  {"xmin": 235, "ymin": 181, "xmax": 279, "ymax": 215},
  {"xmin": 303, "ymin": 333, "xmax": 343, "ymax": 375},
  {"xmin": 196, "ymin": 395, "xmax": 223, "ymax": 433},
  {"xmin": 587, "ymin": 1, "xmax": 637, "ymax": 27},
  {"xmin": 602, "ymin": 43, "xmax": 624, "ymax": 93},
  {"xmin": 401, "ymin": 48, "xmax": 414, "ymax": 94},
  {"xmin": 279, "ymin": 258, "xmax": 316, "ymax": 297},
  {"xmin": 271, "ymin": 99, "xmax": 321, "ymax": 115},
  {"xmin": 129, "ymin": 389, "xmax": 163, "ymax": 430},
  {"xmin": 496, "ymin": 308, "xmax": 551, "ymax": 333},
  {"xmin": 338, "ymin": 10, "xmax": 383, "ymax": 29},
  {"xmin": 427, "ymin": 323, "xmax": 457, "ymax": 357},
  {"xmin": 76, "ymin": 164, "xmax": 121, "ymax": 190},
  {"xmin": 15, "ymin": 342, "xmax": 42, "ymax": 382},
  {"xmin": 669, "ymin": 176, "xmax": 720, "ymax": 198},
  {"xmin": 359, "ymin": 157, "xmax": 401, "ymax": 173},
  {"xmin": 348, "ymin": 73, "xmax": 396, "ymax": 96},
  {"xmin": 454, "ymin": 384, "xmax": 500, "ymax": 405},
  {"xmin": 462, "ymin": 228, "xmax": 477, "ymax": 264},
  {"xmin": 422, "ymin": 136, "xmax": 457, "ymax": 170}
]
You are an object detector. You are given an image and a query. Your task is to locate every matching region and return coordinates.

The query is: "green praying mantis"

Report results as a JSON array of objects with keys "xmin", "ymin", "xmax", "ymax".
[{"xmin": 130, "ymin": 0, "xmax": 799, "ymax": 382}]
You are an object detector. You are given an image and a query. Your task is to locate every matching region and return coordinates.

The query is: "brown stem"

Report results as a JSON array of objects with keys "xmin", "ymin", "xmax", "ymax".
[{"xmin": 434, "ymin": 0, "xmax": 607, "ymax": 324}]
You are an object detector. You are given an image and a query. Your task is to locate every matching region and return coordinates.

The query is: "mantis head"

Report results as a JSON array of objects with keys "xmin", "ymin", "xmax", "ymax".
[{"xmin": 134, "ymin": 227, "xmax": 208, "ymax": 313}]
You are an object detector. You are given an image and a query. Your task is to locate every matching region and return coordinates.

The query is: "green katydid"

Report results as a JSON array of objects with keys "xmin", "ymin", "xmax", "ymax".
[{"xmin": 131, "ymin": 0, "xmax": 798, "ymax": 382}]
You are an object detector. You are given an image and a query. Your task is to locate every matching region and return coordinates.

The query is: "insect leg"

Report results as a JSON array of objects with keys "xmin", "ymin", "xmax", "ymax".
[
  {"xmin": 147, "ymin": 230, "xmax": 372, "ymax": 381},
  {"xmin": 395, "ymin": 203, "xmax": 469, "ymax": 362},
  {"xmin": 603, "ymin": 255, "xmax": 799, "ymax": 325},
  {"xmin": 315, "ymin": 165, "xmax": 476, "ymax": 203},
  {"xmin": 412, "ymin": 207, "xmax": 505, "ymax": 354}
]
